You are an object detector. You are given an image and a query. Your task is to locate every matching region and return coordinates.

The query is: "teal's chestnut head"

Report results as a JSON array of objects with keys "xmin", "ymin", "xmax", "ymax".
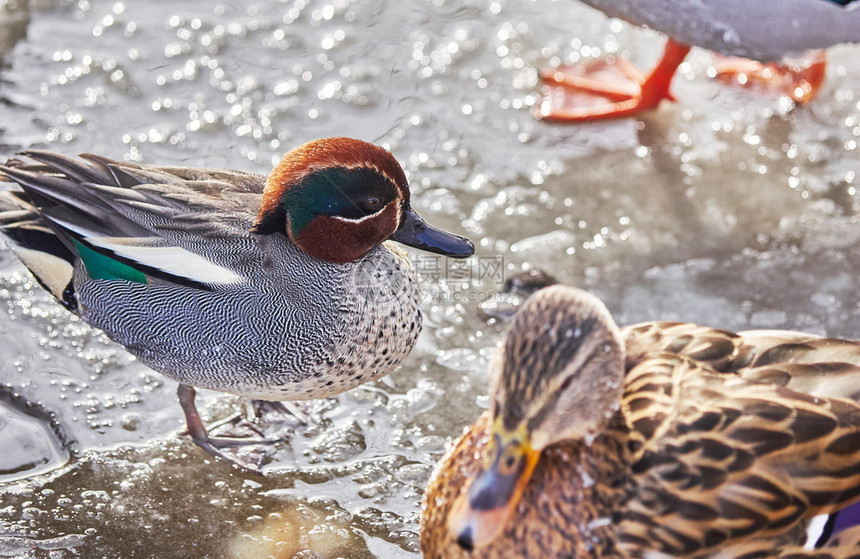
[{"xmin": 251, "ymin": 137, "xmax": 474, "ymax": 264}]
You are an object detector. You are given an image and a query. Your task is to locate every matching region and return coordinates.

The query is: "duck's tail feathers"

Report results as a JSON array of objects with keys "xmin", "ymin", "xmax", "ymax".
[
  {"xmin": 0, "ymin": 153, "xmax": 153, "ymax": 240},
  {"xmin": 1, "ymin": 152, "xmax": 241, "ymax": 292},
  {"xmin": 0, "ymin": 191, "xmax": 78, "ymax": 312},
  {"xmin": 0, "ymin": 152, "xmax": 156, "ymax": 310}
]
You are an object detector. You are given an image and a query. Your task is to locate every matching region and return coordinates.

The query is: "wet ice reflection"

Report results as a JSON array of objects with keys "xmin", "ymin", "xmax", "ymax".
[{"xmin": 0, "ymin": 0, "xmax": 858, "ymax": 556}]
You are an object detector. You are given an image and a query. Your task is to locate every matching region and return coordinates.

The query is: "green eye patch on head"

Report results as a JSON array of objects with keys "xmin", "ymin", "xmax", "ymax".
[{"xmin": 283, "ymin": 166, "xmax": 400, "ymax": 234}]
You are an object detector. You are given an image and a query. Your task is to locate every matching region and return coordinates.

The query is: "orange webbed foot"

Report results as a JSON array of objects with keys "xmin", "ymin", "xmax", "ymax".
[
  {"xmin": 535, "ymin": 40, "xmax": 691, "ymax": 122},
  {"xmin": 714, "ymin": 50, "xmax": 827, "ymax": 104}
]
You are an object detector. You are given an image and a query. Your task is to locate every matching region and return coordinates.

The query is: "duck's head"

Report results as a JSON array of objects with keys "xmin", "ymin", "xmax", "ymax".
[
  {"xmin": 251, "ymin": 137, "xmax": 474, "ymax": 263},
  {"xmin": 447, "ymin": 285, "xmax": 625, "ymax": 550}
]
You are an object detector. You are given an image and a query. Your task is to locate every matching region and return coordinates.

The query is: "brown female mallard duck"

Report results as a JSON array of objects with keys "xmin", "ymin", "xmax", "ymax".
[{"xmin": 421, "ymin": 285, "xmax": 860, "ymax": 558}]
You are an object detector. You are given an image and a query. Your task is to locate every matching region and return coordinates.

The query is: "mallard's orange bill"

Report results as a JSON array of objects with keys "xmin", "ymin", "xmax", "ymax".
[{"xmin": 446, "ymin": 428, "xmax": 541, "ymax": 550}]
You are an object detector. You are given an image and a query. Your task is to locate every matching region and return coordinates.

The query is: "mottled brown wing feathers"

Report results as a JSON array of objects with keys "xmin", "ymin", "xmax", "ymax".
[
  {"xmin": 700, "ymin": 525, "xmax": 860, "ymax": 559},
  {"xmin": 619, "ymin": 351, "xmax": 860, "ymax": 557},
  {"xmin": 624, "ymin": 322, "xmax": 860, "ymax": 401},
  {"xmin": 739, "ymin": 335, "xmax": 860, "ymax": 402},
  {"xmin": 622, "ymin": 322, "xmax": 755, "ymax": 373}
]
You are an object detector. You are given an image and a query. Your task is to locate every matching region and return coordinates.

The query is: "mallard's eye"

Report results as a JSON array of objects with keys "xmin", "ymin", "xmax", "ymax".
[{"xmin": 364, "ymin": 197, "xmax": 381, "ymax": 211}]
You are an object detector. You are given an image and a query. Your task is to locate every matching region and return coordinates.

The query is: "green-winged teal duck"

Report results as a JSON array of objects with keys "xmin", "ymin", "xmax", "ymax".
[{"xmin": 0, "ymin": 137, "xmax": 474, "ymax": 470}]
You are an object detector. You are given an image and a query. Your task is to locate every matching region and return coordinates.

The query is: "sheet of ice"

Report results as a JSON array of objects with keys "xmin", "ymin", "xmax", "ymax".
[{"xmin": 0, "ymin": 0, "xmax": 857, "ymax": 556}]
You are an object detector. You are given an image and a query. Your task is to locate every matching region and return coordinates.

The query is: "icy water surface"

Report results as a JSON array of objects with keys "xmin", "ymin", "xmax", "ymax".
[{"xmin": 0, "ymin": 0, "xmax": 859, "ymax": 557}]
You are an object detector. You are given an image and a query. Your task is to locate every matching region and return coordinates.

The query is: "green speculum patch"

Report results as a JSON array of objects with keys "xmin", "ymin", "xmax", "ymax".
[{"xmin": 74, "ymin": 240, "xmax": 147, "ymax": 284}]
